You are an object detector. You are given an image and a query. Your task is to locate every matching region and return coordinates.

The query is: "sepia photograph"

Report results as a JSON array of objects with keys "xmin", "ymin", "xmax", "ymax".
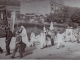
[{"xmin": 0, "ymin": 0, "xmax": 80, "ymax": 59}]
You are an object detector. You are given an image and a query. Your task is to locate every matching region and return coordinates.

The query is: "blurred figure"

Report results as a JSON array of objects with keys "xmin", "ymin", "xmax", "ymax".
[
  {"xmin": 11, "ymin": 32, "xmax": 23, "ymax": 58},
  {"xmin": 56, "ymin": 30, "xmax": 64, "ymax": 49},
  {"xmin": 50, "ymin": 30, "xmax": 55, "ymax": 46},
  {"xmin": 20, "ymin": 26, "xmax": 29, "ymax": 47},
  {"xmin": 46, "ymin": 28, "xmax": 51, "ymax": 47},
  {"xmin": 5, "ymin": 26, "xmax": 12, "ymax": 55},
  {"xmin": 30, "ymin": 30, "xmax": 35, "ymax": 46},
  {"xmin": 40, "ymin": 30, "xmax": 46, "ymax": 49}
]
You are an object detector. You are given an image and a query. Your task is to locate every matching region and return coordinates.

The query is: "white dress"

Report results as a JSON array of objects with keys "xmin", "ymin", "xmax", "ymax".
[
  {"xmin": 30, "ymin": 32, "xmax": 35, "ymax": 46},
  {"xmin": 56, "ymin": 33, "xmax": 64, "ymax": 48}
]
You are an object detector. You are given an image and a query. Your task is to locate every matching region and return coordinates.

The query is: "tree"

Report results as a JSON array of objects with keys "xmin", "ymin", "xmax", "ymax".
[
  {"xmin": 45, "ymin": 6, "xmax": 70, "ymax": 23},
  {"xmin": 70, "ymin": 9, "xmax": 80, "ymax": 25}
]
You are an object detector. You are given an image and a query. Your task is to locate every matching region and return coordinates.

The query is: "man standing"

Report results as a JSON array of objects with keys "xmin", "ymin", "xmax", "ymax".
[
  {"xmin": 11, "ymin": 32, "xmax": 23, "ymax": 58},
  {"xmin": 5, "ymin": 26, "xmax": 12, "ymax": 55}
]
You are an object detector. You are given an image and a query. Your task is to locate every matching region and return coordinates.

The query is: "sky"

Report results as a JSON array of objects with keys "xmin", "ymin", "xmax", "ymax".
[
  {"xmin": 64, "ymin": 0, "xmax": 80, "ymax": 7},
  {"xmin": 0, "ymin": 0, "xmax": 80, "ymax": 8},
  {"xmin": 20, "ymin": 0, "xmax": 80, "ymax": 15},
  {"xmin": 19, "ymin": 0, "xmax": 80, "ymax": 8}
]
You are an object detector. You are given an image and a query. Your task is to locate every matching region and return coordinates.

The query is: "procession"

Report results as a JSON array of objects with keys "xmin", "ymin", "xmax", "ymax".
[
  {"xmin": 0, "ymin": 21, "xmax": 80, "ymax": 59},
  {"xmin": 1, "ymin": 0, "xmax": 80, "ymax": 59}
]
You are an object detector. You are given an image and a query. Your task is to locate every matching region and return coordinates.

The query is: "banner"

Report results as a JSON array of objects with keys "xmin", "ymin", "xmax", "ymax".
[
  {"xmin": 66, "ymin": 28, "xmax": 73, "ymax": 41},
  {"xmin": 50, "ymin": 21, "xmax": 54, "ymax": 30},
  {"xmin": 11, "ymin": 11, "xmax": 16, "ymax": 32}
]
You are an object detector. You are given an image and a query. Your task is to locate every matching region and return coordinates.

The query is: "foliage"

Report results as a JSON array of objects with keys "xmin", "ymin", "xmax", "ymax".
[
  {"xmin": 45, "ymin": 6, "xmax": 69, "ymax": 23},
  {"xmin": 70, "ymin": 9, "xmax": 80, "ymax": 25}
]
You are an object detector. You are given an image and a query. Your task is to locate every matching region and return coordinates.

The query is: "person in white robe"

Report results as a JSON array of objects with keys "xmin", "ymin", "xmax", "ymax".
[
  {"xmin": 56, "ymin": 30, "xmax": 65, "ymax": 49},
  {"xmin": 40, "ymin": 31, "xmax": 46, "ymax": 49},
  {"xmin": 20, "ymin": 26, "xmax": 29, "ymax": 47},
  {"xmin": 30, "ymin": 30, "xmax": 35, "ymax": 46}
]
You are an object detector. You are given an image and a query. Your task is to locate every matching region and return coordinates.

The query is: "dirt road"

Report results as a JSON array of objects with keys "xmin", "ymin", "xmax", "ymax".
[{"xmin": 0, "ymin": 37, "xmax": 80, "ymax": 59}]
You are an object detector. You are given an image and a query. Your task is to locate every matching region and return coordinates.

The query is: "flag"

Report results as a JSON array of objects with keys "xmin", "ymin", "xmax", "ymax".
[
  {"xmin": 11, "ymin": 12, "xmax": 16, "ymax": 32},
  {"xmin": 43, "ymin": 26, "xmax": 46, "ymax": 32},
  {"xmin": 50, "ymin": 21, "xmax": 54, "ymax": 30}
]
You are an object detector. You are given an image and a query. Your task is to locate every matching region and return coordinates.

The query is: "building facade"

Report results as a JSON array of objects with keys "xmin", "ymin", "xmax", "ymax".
[
  {"xmin": 20, "ymin": 0, "xmax": 64, "ymax": 16},
  {"xmin": 0, "ymin": 0, "xmax": 20, "ymax": 32}
]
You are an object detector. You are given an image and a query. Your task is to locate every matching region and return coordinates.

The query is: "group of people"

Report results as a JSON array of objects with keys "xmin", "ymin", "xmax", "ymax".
[
  {"xmin": 29, "ymin": 26, "xmax": 80, "ymax": 49},
  {"xmin": 29, "ymin": 27, "xmax": 65, "ymax": 49},
  {"xmin": 0, "ymin": 25, "xmax": 80, "ymax": 58},
  {"xmin": 0, "ymin": 25, "xmax": 29, "ymax": 58}
]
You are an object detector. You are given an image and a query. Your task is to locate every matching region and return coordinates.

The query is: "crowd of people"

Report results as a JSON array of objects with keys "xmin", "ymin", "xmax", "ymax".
[
  {"xmin": 0, "ymin": 25, "xmax": 28, "ymax": 58},
  {"xmin": 29, "ymin": 26, "xmax": 80, "ymax": 49},
  {"xmin": 0, "ymin": 25, "xmax": 80, "ymax": 58}
]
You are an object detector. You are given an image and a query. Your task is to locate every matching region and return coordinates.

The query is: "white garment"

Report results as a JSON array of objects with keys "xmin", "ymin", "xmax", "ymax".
[
  {"xmin": 20, "ymin": 26, "xmax": 29, "ymax": 47},
  {"xmin": 43, "ymin": 26, "xmax": 46, "ymax": 33},
  {"xmin": 40, "ymin": 32, "xmax": 46, "ymax": 48},
  {"xmin": 30, "ymin": 32, "xmax": 35, "ymax": 46},
  {"xmin": 56, "ymin": 33, "xmax": 64, "ymax": 48}
]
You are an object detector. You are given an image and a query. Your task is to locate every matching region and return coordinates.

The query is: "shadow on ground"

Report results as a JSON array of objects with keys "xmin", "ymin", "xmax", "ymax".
[{"xmin": 24, "ymin": 46, "xmax": 36, "ymax": 57}]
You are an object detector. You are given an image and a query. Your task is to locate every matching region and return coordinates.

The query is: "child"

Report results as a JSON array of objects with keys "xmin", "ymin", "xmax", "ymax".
[{"xmin": 10, "ymin": 32, "xmax": 23, "ymax": 58}]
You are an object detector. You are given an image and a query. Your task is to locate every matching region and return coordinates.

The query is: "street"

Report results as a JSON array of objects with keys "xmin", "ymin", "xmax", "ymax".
[{"xmin": 0, "ymin": 37, "xmax": 80, "ymax": 59}]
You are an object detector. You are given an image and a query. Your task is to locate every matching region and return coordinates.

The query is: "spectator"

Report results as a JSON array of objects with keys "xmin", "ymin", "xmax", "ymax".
[{"xmin": 5, "ymin": 26, "xmax": 12, "ymax": 55}]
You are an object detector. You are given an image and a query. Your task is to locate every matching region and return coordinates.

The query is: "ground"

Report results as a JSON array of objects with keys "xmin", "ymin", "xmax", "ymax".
[{"xmin": 0, "ymin": 37, "xmax": 80, "ymax": 59}]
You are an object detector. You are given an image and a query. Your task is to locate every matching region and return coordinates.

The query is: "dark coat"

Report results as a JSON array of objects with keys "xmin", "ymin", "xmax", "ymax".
[{"xmin": 5, "ymin": 30, "xmax": 12, "ymax": 41}]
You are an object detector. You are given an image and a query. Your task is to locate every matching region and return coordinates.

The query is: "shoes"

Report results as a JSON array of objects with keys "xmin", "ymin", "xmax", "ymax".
[
  {"xmin": 10, "ymin": 56, "xmax": 14, "ymax": 59},
  {"xmin": 5, "ymin": 53, "xmax": 10, "ymax": 56},
  {"xmin": 19, "ymin": 56, "xmax": 23, "ymax": 58},
  {"xmin": 10, "ymin": 56, "xmax": 23, "ymax": 58}
]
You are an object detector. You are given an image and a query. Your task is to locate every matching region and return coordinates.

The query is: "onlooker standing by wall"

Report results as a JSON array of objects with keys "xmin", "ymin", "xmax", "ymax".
[{"xmin": 5, "ymin": 26, "xmax": 12, "ymax": 55}]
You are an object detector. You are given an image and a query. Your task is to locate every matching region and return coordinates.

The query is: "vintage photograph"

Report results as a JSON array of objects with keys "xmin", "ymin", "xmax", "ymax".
[{"xmin": 0, "ymin": 0, "xmax": 80, "ymax": 59}]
